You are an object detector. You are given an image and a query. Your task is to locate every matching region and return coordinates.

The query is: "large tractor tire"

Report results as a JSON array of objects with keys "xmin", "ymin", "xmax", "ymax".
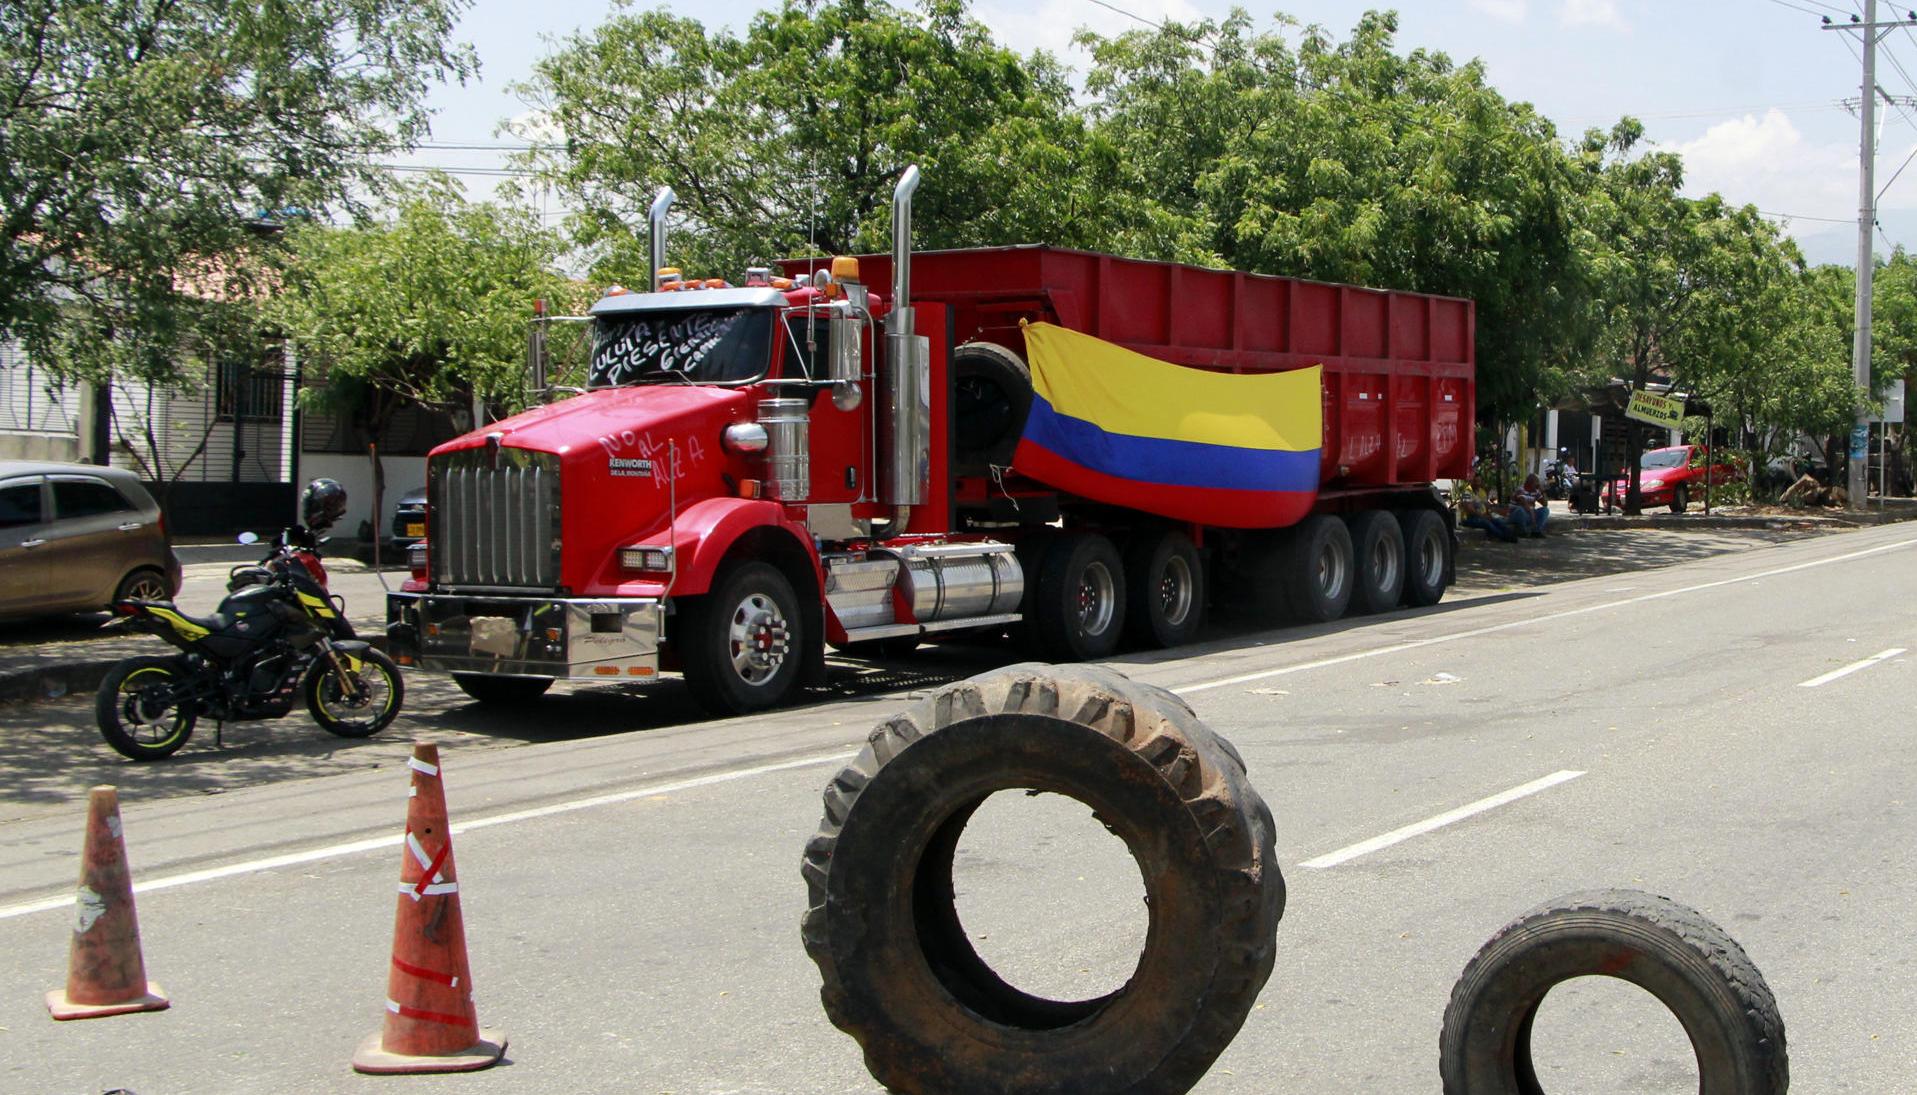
[
  {"xmin": 953, "ymin": 342, "xmax": 1033, "ymax": 476},
  {"xmin": 1123, "ymin": 528, "xmax": 1206, "ymax": 649},
  {"xmin": 1345, "ymin": 510, "xmax": 1406, "ymax": 616},
  {"xmin": 801, "ymin": 664, "xmax": 1284, "ymax": 1095},
  {"xmin": 1439, "ymin": 889, "xmax": 1787, "ymax": 1095}
]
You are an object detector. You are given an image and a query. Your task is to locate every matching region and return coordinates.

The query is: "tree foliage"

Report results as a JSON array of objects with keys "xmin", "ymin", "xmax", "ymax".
[
  {"xmin": 514, "ymin": 0, "xmax": 1094, "ymax": 281},
  {"xmin": 0, "ymin": 0, "xmax": 475, "ymax": 386}
]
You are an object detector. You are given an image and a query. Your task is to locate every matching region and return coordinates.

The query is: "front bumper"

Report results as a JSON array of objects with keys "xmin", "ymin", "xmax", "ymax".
[{"xmin": 386, "ymin": 592, "xmax": 663, "ymax": 681}]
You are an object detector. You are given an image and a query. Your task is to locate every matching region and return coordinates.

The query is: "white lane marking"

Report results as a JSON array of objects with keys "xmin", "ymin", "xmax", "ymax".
[
  {"xmin": 1174, "ymin": 534, "xmax": 1917, "ymax": 695},
  {"xmin": 0, "ymin": 750, "xmax": 854, "ymax": 922},
  {"xmin": 1798, "ymin": 647, "xmax": 1907, "ymax": 688},
  {"xmin": 1300, "ymin": 770, "xmax": 1585, "ymax": 869}
]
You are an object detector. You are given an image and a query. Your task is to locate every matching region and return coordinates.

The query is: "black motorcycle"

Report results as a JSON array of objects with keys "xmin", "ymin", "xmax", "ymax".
[{"xmin": 94, "ymin": 524, "xmax": 403, "ymax": 761}]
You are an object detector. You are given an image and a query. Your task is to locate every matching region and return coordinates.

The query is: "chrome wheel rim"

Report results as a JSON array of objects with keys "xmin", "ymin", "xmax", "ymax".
[
  {"xmin": 1369, "ymin": 535, "xmax": 1402, "ymax": 596},
  {"xmin": 1316, "ymin": 540, "xmax": 1348, "ymax": 601},
  {"xmin": 124, "ymin": 573, "xmax": 168, "ymax": 602},
  {"xmin": 1076, "ymin": 561, "xmax": 1117, "ymax": 638},
  {"xmin": 728, "ymin": 592, "xmax": 790, "ymax": 685},
  {"xmin": 1418, "ymin": 531, "xmax": 1444, "ymax": 587},
  {"xmin": 1158, "ymin": 555, "xmax": 1194, "ymax": 627}
]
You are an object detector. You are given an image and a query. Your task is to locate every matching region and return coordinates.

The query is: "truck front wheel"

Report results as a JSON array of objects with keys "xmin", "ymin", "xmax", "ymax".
[
  {"xmin": 452, "ymin": 673, "xmax": 553, "ymax": 705},
  {"xmin": 681, "ymin": 561, "xmax": 806, "ymax": 715}
]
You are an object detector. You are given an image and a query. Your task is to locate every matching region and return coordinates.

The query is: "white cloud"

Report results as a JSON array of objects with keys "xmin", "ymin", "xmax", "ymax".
[
  {"xmin": 1654, "ymin": 109, "xmax": 1876, "ymax": 257},
  {"xmin": 1559, "ymin": 0, "xmax": 1627, "ymax": 31},
  {"xmin": 1469, "ymin": 0, "xmax": 1529, "ymax": 22}
]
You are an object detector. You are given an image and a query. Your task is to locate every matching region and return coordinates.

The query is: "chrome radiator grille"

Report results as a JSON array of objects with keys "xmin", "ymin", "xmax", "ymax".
[{"xmin": 429, "ymin": 448, "xmax": 562, "ymax": 589}]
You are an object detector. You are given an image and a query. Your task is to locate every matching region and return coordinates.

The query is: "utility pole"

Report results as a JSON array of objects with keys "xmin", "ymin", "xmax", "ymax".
[{"xmin": 1826, "ymin": 2, "xmax": 1917, "ymax": 507}]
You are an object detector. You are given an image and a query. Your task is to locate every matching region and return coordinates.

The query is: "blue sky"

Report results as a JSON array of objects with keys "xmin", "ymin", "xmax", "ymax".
[{"xmin": 403, "ymin": 0, "xmax": 1917, "ymax": 266}]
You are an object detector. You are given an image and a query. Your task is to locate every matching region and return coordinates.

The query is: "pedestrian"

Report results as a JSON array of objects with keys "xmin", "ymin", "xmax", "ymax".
[
  {"xmin": 1457, "ymin": 483, "xmax": 1519, "ymax": 543},
  {"xmin": 1508, "ymin": 473, "xmax": 1549, "ymax": 537}
]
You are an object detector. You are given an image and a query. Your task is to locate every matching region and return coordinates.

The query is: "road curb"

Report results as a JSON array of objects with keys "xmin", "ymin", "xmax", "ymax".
[{"xmin": 0, "ymin": 656, "xmax": 122, "ymax": 707}]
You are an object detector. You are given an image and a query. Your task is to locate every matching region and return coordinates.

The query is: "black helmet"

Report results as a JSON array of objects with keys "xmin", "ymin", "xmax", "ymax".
[{"xmin": 301, "ymin": 478, "xmax": 347, "ymax": 531}]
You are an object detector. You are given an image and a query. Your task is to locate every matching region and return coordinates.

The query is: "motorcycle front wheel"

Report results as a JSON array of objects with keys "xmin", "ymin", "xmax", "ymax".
[
  {"xmin": 96, "ymin": 655, "xmax": 198, "ymax": 761},
  {"xmin": 305, "ymin": 647, "xmax": 404, "ymax": 738}
]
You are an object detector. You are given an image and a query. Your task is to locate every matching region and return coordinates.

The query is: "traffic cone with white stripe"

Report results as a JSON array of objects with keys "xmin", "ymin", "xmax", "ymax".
[
  {"xmin": 352, "ymin": 743, "xmax": 505, "ymax": 1074},
  {"xmin": 46, "ymin": 786, "xmax": 168, "ymax": 1020}
]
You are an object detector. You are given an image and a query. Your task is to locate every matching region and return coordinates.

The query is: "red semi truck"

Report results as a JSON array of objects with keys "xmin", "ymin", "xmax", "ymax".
[{"xmin": 385, "ymin": 169, "xmax": 1475, "ymax": 714}]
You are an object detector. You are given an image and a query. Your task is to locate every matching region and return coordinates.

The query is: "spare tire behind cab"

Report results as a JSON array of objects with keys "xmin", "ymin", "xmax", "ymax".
[
  {"xmin": 953, "ymin": 341, "xmax": 1033, "ymax": 476},
  {"xmin": 802, "ymin": 664, "xmax": 1284, "ymax": 1094}
]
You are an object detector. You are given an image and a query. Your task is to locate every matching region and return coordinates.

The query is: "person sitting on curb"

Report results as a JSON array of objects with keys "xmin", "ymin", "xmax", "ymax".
[
  {"xmin": 1457, "ymin": 483, "xmax": 1519, "ymax": 543},
  {"xmin": 1508, "ymin": 473, "xmax": 1549, "ymax": 538}
]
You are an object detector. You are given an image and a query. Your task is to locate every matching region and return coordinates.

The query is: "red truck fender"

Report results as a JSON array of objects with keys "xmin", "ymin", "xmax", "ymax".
[{"xmin": 662, "ymin": 496, "xmax": 824, "ymax": 599}]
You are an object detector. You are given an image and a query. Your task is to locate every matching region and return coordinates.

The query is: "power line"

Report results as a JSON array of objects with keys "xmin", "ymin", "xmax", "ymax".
[{"xmin": 1758, "ymin": 208, "xmax": 1863, "ymax": 223}]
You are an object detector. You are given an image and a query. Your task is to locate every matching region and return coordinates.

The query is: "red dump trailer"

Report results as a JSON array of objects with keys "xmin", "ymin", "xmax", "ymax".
[{"xmin": 390, "ymin": 172, "xmax": 1476, "ymax": 714}]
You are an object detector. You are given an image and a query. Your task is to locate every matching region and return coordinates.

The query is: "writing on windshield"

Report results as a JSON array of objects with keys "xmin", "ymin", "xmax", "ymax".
[{"xmin": 590, "ymin": 307, "xmax": 774, "ymax": 387}]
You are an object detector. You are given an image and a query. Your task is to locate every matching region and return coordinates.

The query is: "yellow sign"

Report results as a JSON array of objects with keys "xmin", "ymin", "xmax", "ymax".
[{"xmin": 1624, "ymin": 389, "xmax": 1685, "ymax": 428}]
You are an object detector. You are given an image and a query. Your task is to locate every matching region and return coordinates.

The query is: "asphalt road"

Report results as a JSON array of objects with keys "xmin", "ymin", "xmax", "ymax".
[{"xmin": 2, "ymin": 523, "xmax": 1913, "ymax": 1093}]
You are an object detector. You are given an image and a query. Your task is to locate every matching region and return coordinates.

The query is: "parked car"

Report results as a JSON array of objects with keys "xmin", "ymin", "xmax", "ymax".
[
  {"xmin": 1604, "ymin": 445, "xmax": 1741, "ymax": 513},
  {"xmin": 390, "ymin": 486, "xmax": 428, "ymax": 553},
  {"xmin": 0, "ymin": 461, "xmax": 182, "ymax": 620}
]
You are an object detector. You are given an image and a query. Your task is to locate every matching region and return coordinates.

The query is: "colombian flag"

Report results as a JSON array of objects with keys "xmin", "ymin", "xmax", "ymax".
[{"xmin": 1012, "ymin": 322, "xmax": 1322, "ymax": 529}]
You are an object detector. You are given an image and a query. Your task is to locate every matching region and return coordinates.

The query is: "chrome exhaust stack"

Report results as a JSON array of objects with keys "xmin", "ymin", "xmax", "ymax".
[
  {"xmin": 883, "ymin": 166, "xmax": 928, "ymax": 521},
  {"xmin": 648, "ymin": 186, "xmax": 676, "ymax": 291}
]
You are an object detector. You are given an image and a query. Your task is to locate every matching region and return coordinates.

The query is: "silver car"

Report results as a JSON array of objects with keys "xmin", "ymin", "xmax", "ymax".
[{"xmin": 0, "ymin": 461, "xmax": 182, "ymax": 619}]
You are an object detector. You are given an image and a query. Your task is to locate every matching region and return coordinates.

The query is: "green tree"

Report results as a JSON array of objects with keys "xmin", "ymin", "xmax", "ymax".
[
  {"xmin": 514, "ymin": 0, "xmax": 1094, "ymax": 281},
  {"xmin": 270, "ymin": 178, "xmax": 582, "ymax": 538},
  {"xmin": 1, "ymin": 0, "xmax": 475, "ymax": 388},
  {"xmin": 1076, "ymin": 10, "xmax": 1599, "ymax": 427}
]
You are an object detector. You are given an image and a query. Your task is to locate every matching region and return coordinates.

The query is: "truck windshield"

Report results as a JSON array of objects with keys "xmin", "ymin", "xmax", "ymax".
[{"xmin": 589, "ymin": 307, "xmax": 775, "ymax": 387}]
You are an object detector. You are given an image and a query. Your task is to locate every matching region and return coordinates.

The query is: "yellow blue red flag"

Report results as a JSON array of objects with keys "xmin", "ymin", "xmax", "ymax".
[{"xmin": 1012, "ymin": 322, "xmax": 1323, "ymax": 528}]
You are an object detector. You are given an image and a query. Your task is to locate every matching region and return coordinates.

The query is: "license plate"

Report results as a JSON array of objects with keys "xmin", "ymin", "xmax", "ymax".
[
  {"xmin": 404, "ymin": 523, "xmax": 424, "ymax": 537},
  {"xmin": 469, "ymin": 616, "xmax": 520, "ymax": 658}
]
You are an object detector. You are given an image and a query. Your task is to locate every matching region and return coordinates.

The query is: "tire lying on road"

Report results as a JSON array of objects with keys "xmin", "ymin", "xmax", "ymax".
[
  {"xmin": 1438, "ymin": 889, "xmax": 1787, "ymax": 1095},
  {"xmin": 801, "ymin": 664, "xmax": 1284, "ymax": 1095}
]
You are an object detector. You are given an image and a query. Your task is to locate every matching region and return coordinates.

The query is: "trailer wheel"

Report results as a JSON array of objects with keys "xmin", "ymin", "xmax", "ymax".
[
  {"xmin": 1439, "ymin": 890, "xmax": 1787, "ymax": 1095},
  {"xmin": 801, "ymin": 664, "xmax": 1284, "ymax": 1095},
  {"xmin": 679, "ymin": 561, "xmax": 806, "ymax": 715},
  {"xmin": 1346, "ymin": 510, "xmax": 1406, "ymax": 615},
  {"xmin": 1032, "ymin": 532, "xmax": 1126, "ymax": 661},
  {"xmin": 953, "ymin": 342, "xmax": 1033, "ymax": 475},
  {"xmin": 1281, "ymin": 515, "xmax": 1353, "ymax": 624},
  {"xmin": 1123, "ymin": 528, "xmax": 1205, "ymax": 648},
  {"xmin": 1399, "ymin": 509, "xmax": 1449, "ymax": 607}
]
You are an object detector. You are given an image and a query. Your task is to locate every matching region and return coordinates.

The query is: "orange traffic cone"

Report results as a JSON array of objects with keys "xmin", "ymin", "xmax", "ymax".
[
  {"xmin": 46, "ymin": 786, "xmax": 168, "ymax": 1020},
  {"xmin": 352, "ymin": 743, "xmax": 505, "ymax": 1074}
]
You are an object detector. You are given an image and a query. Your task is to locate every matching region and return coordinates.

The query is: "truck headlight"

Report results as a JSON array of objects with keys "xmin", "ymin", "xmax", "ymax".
[
  {"xmin": 408, "ymin": 542, "xmax": 429, "ymax": 572},
  {"xmin": 620, "ymin": 545, "xmax": 675, "ymax": 573}
]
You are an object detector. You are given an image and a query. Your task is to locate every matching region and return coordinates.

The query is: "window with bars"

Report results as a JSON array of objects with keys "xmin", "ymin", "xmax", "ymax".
[{"xmin": 215, "ymin": 358, "xmax": 285, "ymax": 422}]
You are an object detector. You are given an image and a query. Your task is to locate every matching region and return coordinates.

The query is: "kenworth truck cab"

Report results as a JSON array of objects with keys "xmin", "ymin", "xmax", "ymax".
[{"xmin": 387, "ymin": 166, "xmax": 1473, "ymax": 715}]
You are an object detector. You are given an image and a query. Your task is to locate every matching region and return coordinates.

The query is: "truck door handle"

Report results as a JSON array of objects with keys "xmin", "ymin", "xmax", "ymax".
[
  {"xmin": 21, "ymin": 538, "xmax": 45, "ymax": 548},
  {"xmin": 117, "ymin": 522, "xmax": 143, "ymax": 532}
]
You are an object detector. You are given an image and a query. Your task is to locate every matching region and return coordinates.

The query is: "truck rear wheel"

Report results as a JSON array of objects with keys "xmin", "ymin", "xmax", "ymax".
[
  {"xmin": 953, "ymin": 342, "xmax": 1033, "ymax": 475},
  {"xmin": 1123, "ymin": 528, "xmax": 1204, "ymax": 648},
  {"xmin": 680, "ymin": 561, "xmax": 805, "ymax": 715},
  {"xmin": 1031, "ymin": 532, "xmax": 1125, "ymax": 661},
  {"xmin": 1399, "ymin": 509, "xmax": 1449, "ymax": 607},
  {"xmin": 1282, "ymin": 515, "xmax": 1353, "ymax": 624},
  {"xmin": 1346, "ymin": 510, "xmax": 1406, "ymax": 615}
]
